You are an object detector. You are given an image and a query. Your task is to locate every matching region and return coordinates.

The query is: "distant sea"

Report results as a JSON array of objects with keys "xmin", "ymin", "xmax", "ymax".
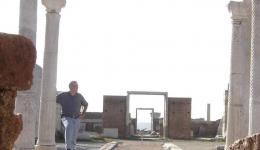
[{"xmin": 137, "ymin": 122, "xmax": 151, "ymax": 130}]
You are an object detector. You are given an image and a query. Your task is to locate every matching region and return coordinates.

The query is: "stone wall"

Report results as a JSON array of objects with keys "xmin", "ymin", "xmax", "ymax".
[
  {"xmin": 168, "ymin": 97, "xmax": 191, "ymax": 139},
  {"xmin": 229, "ymin": 133, "xmax": 260, "ymax": 150},
  {"xmin": 103, "ymin": 95, "xmax": 127, "ymax": 138},
  {"xmin": 191, "ymin": 119, "xmax": 220, "ymax": 137}
]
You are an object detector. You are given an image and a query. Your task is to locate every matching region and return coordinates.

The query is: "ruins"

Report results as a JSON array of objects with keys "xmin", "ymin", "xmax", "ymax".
[
  {"xmin": 3, "ymin": 0, "xmax": 260, "ymax": 149},
  {"xmin": 102, "ymin": 91, "xmax": 192, "ymax": 139}
]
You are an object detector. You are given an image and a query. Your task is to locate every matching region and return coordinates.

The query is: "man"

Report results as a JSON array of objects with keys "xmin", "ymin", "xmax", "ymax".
[{"xmin": 57, "ymin": 81, "xmax": 88, "ymax": 150}]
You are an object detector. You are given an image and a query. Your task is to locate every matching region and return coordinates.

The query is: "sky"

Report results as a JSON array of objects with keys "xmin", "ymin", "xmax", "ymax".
[{"xmin": 0, "ymin": 0, "xmax": 237, "ymax": 121}]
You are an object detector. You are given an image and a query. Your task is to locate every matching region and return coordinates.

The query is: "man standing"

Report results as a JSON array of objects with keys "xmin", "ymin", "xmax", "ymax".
[{"xmin": 57, "ymin": 81, "xmax": 88, "ymax": 150}]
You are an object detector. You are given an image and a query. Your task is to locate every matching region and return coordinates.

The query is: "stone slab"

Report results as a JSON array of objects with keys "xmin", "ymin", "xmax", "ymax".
[{"xmin": 103, "ymin": 128, "xmax": 118, "ymax": 138}]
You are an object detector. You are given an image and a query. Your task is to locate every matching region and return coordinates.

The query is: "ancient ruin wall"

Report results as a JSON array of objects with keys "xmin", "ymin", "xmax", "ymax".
[
  {"xmin": 168, "ymin": 97, "xmax": 191, "ymax": 139},
  {"xmin": 103, "ymin": 95, "xmax": 127, "ymax": 137}
]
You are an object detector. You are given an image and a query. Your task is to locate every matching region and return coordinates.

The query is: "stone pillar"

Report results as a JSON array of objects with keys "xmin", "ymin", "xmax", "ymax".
[
  {"xmin": 35, "ymin": 0, "xmax": 65, "ymax": 150},
  {"xmin": 249, "ymin": 0, "xmax": 260, "ymax": 135},
  {"xmin": 207, "ymin": 103, "xmax": 210, "ymax": 122},
  {"xmin": 14, "ymin": 65, "xmax": 42, "ymax": 150},
  {"xmin": 18, "ymin": 0, "xmax": 37, "ymax": 45},
  {"xmin": 226, "ymin": 1, "xmax": 250, "ymax": 148},
  {"xmin": 163, "ymin": 93, "xmax": 168, "ymax": 138},
  {"xmin": 14, "ymin": 0, "xmax": 39, "ymax": 149},
  {"xmin": 222, "ymin": 89, "xmax": 228, "ymax": 138}
]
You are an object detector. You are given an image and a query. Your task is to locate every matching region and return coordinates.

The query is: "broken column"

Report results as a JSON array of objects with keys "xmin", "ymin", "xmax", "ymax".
[
  {"xmin": 14, "ymin": 65, "xmax": 42, "ymax": 150},
  {"xmin": 35, "ymin": 0, "xmax": 65, "ymax": 149},
  {"xmin": 226, "ymin": 1, "xmax": 250, "ymax": 148},
  {"xmin": 14, "ymin": 0, "xmax": 40, "ymax": 149},
  {"xmin": 223, "ymin": 89, "xmax": 228, "ymax": 138},
  {"xmin": 0, "ymin": 33, "xmax": 36, "ymax": 150},
  {"xmin": 207, "ymin": 103, "xmax": 210, "ymax": 122}
]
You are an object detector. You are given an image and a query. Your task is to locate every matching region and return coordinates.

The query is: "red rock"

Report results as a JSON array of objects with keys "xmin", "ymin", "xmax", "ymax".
[{"xmin": 0, "ymin": 33, "xmax": 36, "ymax": 90}]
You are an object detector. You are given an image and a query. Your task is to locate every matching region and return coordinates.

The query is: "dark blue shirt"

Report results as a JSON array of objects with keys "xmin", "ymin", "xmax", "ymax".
[{"xmin": 56, "ymin": 92, "xmax": 88, "ymax": 118}]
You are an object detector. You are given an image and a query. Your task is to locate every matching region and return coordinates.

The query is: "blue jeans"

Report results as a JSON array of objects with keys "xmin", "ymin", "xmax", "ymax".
[{"xmin": 61, "ymin": 117, "xmax": 80, "ymax": 150}]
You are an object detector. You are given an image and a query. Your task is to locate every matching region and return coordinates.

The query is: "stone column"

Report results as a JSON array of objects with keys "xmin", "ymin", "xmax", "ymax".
[
  {"xmin": 163, "ymin": 93, "xmax": 168, "ymax": 138},
  {"xmin": 207, "ymin": 103, "xmax": 210, "ymax": 122},
  {"xmin": 14, "ymin": 0, "xmax": 39, "ymax": 150},
  {"xmin": 226, "ymin": 1, "xmax": 250, "ymax": 148},
  {"xmin": 18, "ymin": 0, "xmax": 37, "ymax": 45},
  {"xmin": 35, "ymin": 0, "xmax": 65, "ymax": 150},
  {"xmin": 222, "ymin": 89, "xmax": 228, "ymax": 138},
  {"xmin": 249, "ymin": 0, "xmax": 260, "ymax": 135}
]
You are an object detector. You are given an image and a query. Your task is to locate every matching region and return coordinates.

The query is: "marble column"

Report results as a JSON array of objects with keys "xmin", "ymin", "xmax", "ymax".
[
  {"xmin": 249, "ymin": 0, "xmax": 260, "ymax": 135},
  {"xmin": 222, "ymin": 89, "xmax": 228, "ymax": 138},
  {"xmin": 14, "ymin": 65, "xmax": 42, "ymax": 150},
  {"xmin": 14, "ymin": 0, "xmax": 39, "ymax": 150},
  {"xmin": 18, "ymin": 0, "xmax": 37, "ymax": 45},
  {"xmin": 226, "ymin": 1, "xmax": 250, "ymax": 148},
  {"xmin": 207, "ymin": 104, "xmax": 210, "ymax": 121},
  {"xmin": 35, "ymin": 0, "xmax": 65, "ymax": 150}
]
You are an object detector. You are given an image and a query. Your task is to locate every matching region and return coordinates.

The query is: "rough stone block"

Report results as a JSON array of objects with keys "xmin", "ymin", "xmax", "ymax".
[
  {"xmin": 0, "ymin": 33, "xmax": 36, "ymax": 90},
  {"xmin": 229, "ymin": 133, "xmax": 260, "ymax": 150},
  {"xmin": 0, "ymin": 33, "xmax": 36, "ymax": 150},
  {"xmin": 0, "ymin": 89, "xmax": 23, "ymax": 150}
]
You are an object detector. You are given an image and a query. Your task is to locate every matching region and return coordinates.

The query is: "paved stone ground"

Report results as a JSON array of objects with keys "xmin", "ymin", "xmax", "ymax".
[
  {"xmin": 114, "ymin": 140, "xmax": 164, "ymax": 150},
  {"xmin": 170, "ymin": 139, "xmax": 225, "ymax": 150},
  {"xmin": 56, "ymin": 141, "xmax": 104, "ymax": 150},
  {"xmin": 114, "ymin": 139, "xmax": 225, "ymax": 150},
  {"xmin": 55, "ymin": 139, "xmax": 225, "ymax": 150}
]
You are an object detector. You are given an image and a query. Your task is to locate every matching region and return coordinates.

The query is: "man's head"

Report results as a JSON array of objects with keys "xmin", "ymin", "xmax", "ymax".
[{"xmin": 69, "ymin": 81, "xmax": 78, "ymax": 96}]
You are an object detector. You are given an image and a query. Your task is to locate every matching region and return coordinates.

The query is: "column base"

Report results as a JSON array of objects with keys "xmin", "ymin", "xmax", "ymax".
[{"xmin": 35, "ymin": 145, "xmax": 56, "ymax": 150}]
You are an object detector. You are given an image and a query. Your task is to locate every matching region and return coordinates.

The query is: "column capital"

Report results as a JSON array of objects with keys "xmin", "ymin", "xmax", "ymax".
[
  {"xmin": 228, "ymin": 1, "xmax": 247, "ymax": 21},
  {"xmin": 42, "ymin": 0, "xmax": 66, "ymax": 13}
]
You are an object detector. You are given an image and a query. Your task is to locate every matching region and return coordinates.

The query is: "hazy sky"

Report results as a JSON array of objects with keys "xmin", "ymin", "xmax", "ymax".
[{"xmin": 0, "ymin": 0, "xmax": 236, "ymax": 121}]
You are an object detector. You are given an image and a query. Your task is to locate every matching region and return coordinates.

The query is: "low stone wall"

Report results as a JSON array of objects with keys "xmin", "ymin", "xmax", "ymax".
[
  {"xmin": 229, "ymin": 133, "xmax": 260, "ymax": 150},
  {"xmin": 191, "ymin": 119, "xmax": 220, "ymax": 137}
]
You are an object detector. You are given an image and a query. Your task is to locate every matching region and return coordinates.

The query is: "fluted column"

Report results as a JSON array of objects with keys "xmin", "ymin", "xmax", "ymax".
[
  {"xmin": 14, "ymin": 1, "xmax": 39, "ymax": 150},
  {"xmin": 222, "ymin": 89, "xmax": 228, "ymax": 138},
  {"xmin": 249, "ymin": 0, "xmax": 260, "ymax": 135},
  {"xmin": 226, "ymin": 1, "xmax": 250, "ymax": 148},
  {"xmin": 35, "ymin": 0, "xmax": 65, "ymax": 150}
]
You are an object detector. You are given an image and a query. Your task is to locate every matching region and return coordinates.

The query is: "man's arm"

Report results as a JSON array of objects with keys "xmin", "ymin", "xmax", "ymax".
[
  {"xmin": 80, "ymin": 94, "xmax": 88, "ymax": 117},
  {"xmin": 82, "ymin": 104, "xmax": 88, "ymax": 114}
]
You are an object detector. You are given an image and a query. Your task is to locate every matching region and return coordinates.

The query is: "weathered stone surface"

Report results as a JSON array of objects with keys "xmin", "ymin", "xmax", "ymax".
[
  {"xmin": 0, "ymin": 33, "xmax": 36, "ymax": 150},
  {"xmin": 229, "ymin": 133, "xmax": 260, "ymax": 150},
  {"xmin": 103, "ymin": 95, "xmax": 127, "ymax": 138},
  {"xmin": 0, "ymin": 33, "xmax": 36, "ymax": 90},
  {"xmin": 0, "ymin": 89, "xmax": 22, "ymax": 150},
  {"xmin": 168, "ymin": 97, "xmax": 191, "ymax": 139}
]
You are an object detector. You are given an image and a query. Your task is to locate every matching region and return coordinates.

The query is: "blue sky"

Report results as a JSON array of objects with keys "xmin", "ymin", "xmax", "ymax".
[{"xmin": 0, "ymin": 0, "xmax": 235, "ymax": 121}]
